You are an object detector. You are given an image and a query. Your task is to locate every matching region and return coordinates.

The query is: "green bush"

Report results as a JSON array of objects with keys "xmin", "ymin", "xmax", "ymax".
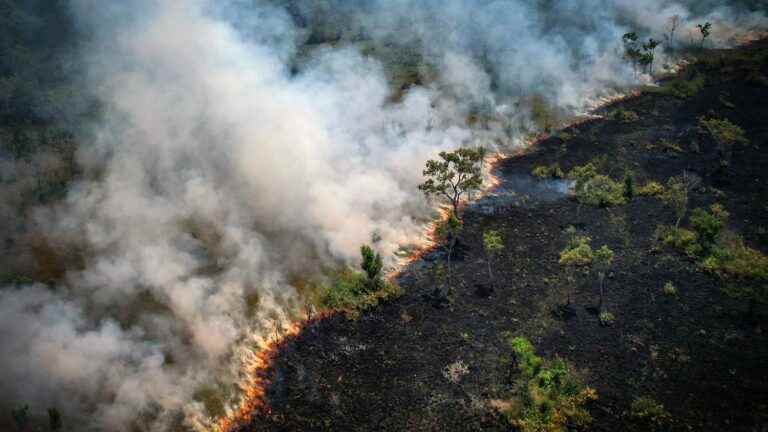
[
  {"xmin": 599, "ymin": 311, "xmax": 615, "ymax": 326},
  {"xmin": 700, "ymin": 231, "xmax": 768, "ymax": 280},
  {"xmin": 699, "ymin": 118, "xmax": 749, "ymax": 147},
  {"xmin": 663, "ymin": 281, "xmax": 678, "ymax": 296},
  {"xmin": 656, "ymin": 225, "xmax": 702, "ymax": 257},
  {"xmin": 578, "ymin": 175, "xmax": 626, "ymax": 207},
  {"xmin": 613, "ymin": 108, "xmax": 639, "ymax": 122},
  {"xmin": 690, "ymin": 204, "xmax": 729, "ymax": 248},
  {"xmin": 559, "ymin": 236, "xmax": 594, "ymax": 267},
  {"xmin": 665, "ymin": 74, "xmax": 705, "ymax": 99},
  {"xmin": 500, "ymin": 337, "xmax": 598, "ymax": 432},
  {"xmin": 532, "ymin": 163, "xmax": 564, "ymax": 179},
  {"xmin": 637, "ymin": 181, "xmax": 665, "ymax": 196}
]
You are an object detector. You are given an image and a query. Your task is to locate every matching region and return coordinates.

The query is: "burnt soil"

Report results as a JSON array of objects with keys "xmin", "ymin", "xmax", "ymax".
[{"xmin": 241, "ymin": 41, "xmax": 768, "ymax": 431}]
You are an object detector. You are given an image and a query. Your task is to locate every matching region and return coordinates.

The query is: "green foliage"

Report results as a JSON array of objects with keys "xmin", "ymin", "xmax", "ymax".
[
  {"xmin": 690, "ymin": 204, "xmax": 729, "ymax": 249},
  {"xmin": 697, "ymin": 22, "xmax": 712, "ymax": 46},
  {"xmin": 360, "ymin": 244, "xmax": 383, "ymax": 290},
  {"xmin": 594, "ymin": 246, "xmax": 614, "ymax": 272},
  {"xmin": 532, "ymin": 163, "xmax": 564, "ymax": 179},
  {"xmin": 613, "ymin": 108, "xmax": 639, "ymax": 123},
  {"xmin": 599, "ymin": 311, "xmax": 615, "ymax": 326},
  {"xmin": 664, "ymin": 74, "xmax": 705, "ymax": 99},
  {"xmin": 700, "ymin": 231, "xmax": 768, "ymax": 281},
  {"xmin": 663, "ymin": 281, "xmax": 678, "ymax": 296},
  {"xmin": 484, "ymin": 230, "xmax": 504, "ymax": 257},
  {"xmin": 699, "ymin": 117, "xmax": 749, "ymax": 148},
  {"xmin": 318, "ymin": 267, "xmax": 402, "ymax": 314},
  {"xmin": 559, "ymin": 234, "xmax": 594, "ymax": 267},
  {"xmin": 623, "ymin": 172, "xmax": 635, "ymax": 200},
  {"xmin": 637, "ymin": 181, "xmax": 665, "ymax": 196},
  {"xmin": 630, "ymin": 396, "xmax": 671, "ymax": 428},
  {"xmin": 578, "ymin": 175, "xmax": 626, "ymax": 207},
  {"xmin": 419, "ymin": 147, "xmax": 485, "ymax": 216},
  {"xmin": 662, "ymin": 173, "xmax": 700, "ymax": 228},
  {"xmin": 502, "ymin": 337, "xmax": 598, "ymax": 432},
  {"xmin": 656, "ymin": 225, "xmax": 702, "ymax": 257}
]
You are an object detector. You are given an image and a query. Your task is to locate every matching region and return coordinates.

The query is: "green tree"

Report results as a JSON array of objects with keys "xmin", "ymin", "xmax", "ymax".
[
  {"xmin": 624, "ymin": 172, "xmax": 635, "ymax": 200},
  {"xmin": 593, "ymin": 246, "xmax": 614, "ymax": 312},
  {"xmin": 360, "ymin": 244, "xmax": 383, "ymax": 291},
  {"xmin": 622, "ymin": 32, "xmax": 642, "ymax": 78},
  {"xmin": 483, "ymin": 229, "xmax": 504, "ymax": 285},
  {"xmin": 690, "ymin": 204, "xmax": 729, "ymax": 250},
  {"xmin": 419, "ymin": 148, "xmax": 485, "ymax": 218}
]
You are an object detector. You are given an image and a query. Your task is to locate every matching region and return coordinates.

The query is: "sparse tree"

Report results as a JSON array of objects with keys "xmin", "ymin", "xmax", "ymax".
[
  {"xmin": 623, "ymin": 171, "xmax": 635, "ymax": 201},
  {"xmin": 642, "ymin": 38, "xmax": 661, "ymax": 74},
  {"xmin": 483, "ymin": 229, "xmax": 504, "ymax": 286},
  {"xmin": 48, "ymin": 408, "xmax": 62, "ymax": 431},
  {"xmin": 419, "ymin": 147, "xmax": 485, "ymax": 218},
  {"xmin": 593, "ymin": 245, "xmax": 614, "ymax": 312},
  {"xmin": 662, "ymin": 172, "xmax": 701, "ymax": 229},
  {"xmin": 435, "ymin": 210, "xmax": 464, "ymax": 284},
  {"xmin": 697, "ymin": 22, "xmax": 712, "ymax": 47},
  {"xmin": 666, "ymin": 15, "xmax": 681, "ymax": 51},
  {"xmin": 360, "ymin": 244, "xmax": 383, "ymax": 291}
]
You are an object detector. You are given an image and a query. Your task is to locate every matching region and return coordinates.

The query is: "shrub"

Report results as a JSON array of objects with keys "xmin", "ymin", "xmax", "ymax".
[
  {"xmin": 599, "ymin": 311, "xmax": 615, "ymax": 326},
  {"xmin": 700, "ymin": 231, "xmax": 768, "ymax": 281},
  {"xmin": 665, "ymin": 74, "xmax": 705, "ymax": 99},
  {"xmin": 500, "ymin": 337, "xmax": 598, "ymax": 432},
  {"xmin": 699, "ymin": 118, "xmax": 749, "ymax": 148},
  {"xmin": 559, "ymin": 237, "xmax": 594, "ymax": 267},
  {"xmin": 532, "ymin": 163, "xmax": 564, "ymax": 179},
  {"xmin": 656, "ymin": 225, "xmax": 702, "ymax": 257},
  {"xmin": 613, "ymin": 108, "xmax": 639, "ymax": 122},
  {"xmin": 663, "ymin": 281, "xmax": 678, "ymax": 296},
  {"xmin": 578, "ymin": 175, "xmax": 626, "ymax": 207},
  {"xmin": 360, "ymin": 244, "xmax": 383, "ymax": 291},
  {"xmin": 630, "ymin": 396, "xmax": 671, "ymax": 428},
  {"xmin": 624, "ymin": 172, "xmax": 635, "ymax": 200},
  {"xmin": 637, "ymin": 181, "xmax": 665, "ymax": 196},
  {"xmin": 657, "ymin": 139, "xmax": 683, "ymax": 153},
  {"xmin": 690, "ymin": 204, "xmax": 729, "ymax": 249}
]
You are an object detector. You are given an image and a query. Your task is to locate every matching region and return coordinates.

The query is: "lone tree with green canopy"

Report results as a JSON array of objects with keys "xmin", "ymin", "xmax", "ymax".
[
  {"xmin": 419, "ymin": 147, "xmax": 485, "ymax": 218},
  {"xmin": 360, "ymin": 244, "xmax": 383, "ymax": 291},
  {"xmin": 559, "ymin": 226, "xmax": 594, "ymax": 306},
  {"xmin": 483, "ymin": 229, "xmax": 504, "ymax": 286}
]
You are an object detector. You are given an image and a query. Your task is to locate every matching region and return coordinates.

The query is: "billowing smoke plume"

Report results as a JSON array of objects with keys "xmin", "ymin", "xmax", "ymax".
[{"xmin": 0, "ymin": 0, "xmax": 764, "ymax": 430}]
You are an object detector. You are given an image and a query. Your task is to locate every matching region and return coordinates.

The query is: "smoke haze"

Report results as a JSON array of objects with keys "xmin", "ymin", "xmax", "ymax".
[{"xmin": 0, "ymin": 0, "xmax": 764, "ymax": 430}]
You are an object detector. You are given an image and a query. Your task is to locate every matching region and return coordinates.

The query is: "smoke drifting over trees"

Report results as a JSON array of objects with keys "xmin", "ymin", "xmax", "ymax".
[{"xmin": 0, "ymin": 0, "xmax": 764, "ymax": 430}]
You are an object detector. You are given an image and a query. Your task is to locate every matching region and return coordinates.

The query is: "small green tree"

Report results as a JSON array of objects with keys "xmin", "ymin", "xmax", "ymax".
[
  {"xmin": 48, "ymin": 408, "xmax": 62, "ymax": 431},
  {"xmin": 623, "ymin": 172, "xmax": 635, "ymax": 201},
  {"xmin": 419, "ymin": 147, "xmax": 485, "ymax": 218},
  {"xmin": 690, "ymin": 204, "xmax": 729, "ymax": 250},
  {"xmin": 696, "ymin": 22, "xmax": 712, "ymax": 47},
  {"xmin": 559, "ymin": 227, "xmax": 594, "ymax": 305},
  {"xmin": 594, "ymin": 245, "xmax": 615, "ymax": 312},
  {"xmin": 360, "ymin": 244, "xmax": 383, "ymax": 291},
  {"xmin": 662, "ymin": 172, "xmax": 700, "ymax": 229},
  {"xmin": 483, "ymin": 229, "xmax": 504, "ymax": 285}
]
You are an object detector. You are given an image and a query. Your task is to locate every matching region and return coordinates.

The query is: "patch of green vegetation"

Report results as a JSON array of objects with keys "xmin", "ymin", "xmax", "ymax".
[
  {"xmin": 599, "ymin": 311, "xmax": 615, "ymax": 326},
  {"xmin": 317, "ymin": 267, "xmax": 401, "ymax": 314},
  {"xmin": 567, "ymin": 163, "xmax": 626, "ymax": 207},
  {"xmin": 531, "ymin": 163, "xmax": 564, "ymax": 179},
  {"xmin": 637, "ymin": 181, "xmax": 665, "ymax": 196},
  {"xmin": 630, "ymin": 396, "xmax": 671, "ymax": 429},
  {"xmin": 498, "ymin": 337, "xmax": 597, "ymax": 432},
  {"xmin": 663, "ymin": 281, "xmax": 678, "ymax": 297},
  {"xmin": 663, "ymin": 74, "xmax": 705, "ymax": 99},
  {"xmin": 656, "ymin": 225, "xmax": 702, "ymax": 257},
  {"xmin": 612, "ymin": 108, "xmax": 639, "ymax": 123},
  {"xmin": 700, "ymin": 231, "xmax": 768, "ymax": 281},
  {"xmin": 699, "ymin": 117, "xmax": 749, "ymax": 148}
]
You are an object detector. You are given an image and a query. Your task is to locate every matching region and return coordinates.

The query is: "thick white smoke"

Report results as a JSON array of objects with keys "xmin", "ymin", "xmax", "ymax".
[{"xmin": 0, "ymin": 0, "xmax": 764, "ymax": 430}]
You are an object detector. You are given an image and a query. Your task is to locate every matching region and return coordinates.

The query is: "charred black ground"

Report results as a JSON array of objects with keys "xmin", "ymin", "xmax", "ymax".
[{"xmin": 242, "ymin": 40, "xmax": 768, "ymax": 431}]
